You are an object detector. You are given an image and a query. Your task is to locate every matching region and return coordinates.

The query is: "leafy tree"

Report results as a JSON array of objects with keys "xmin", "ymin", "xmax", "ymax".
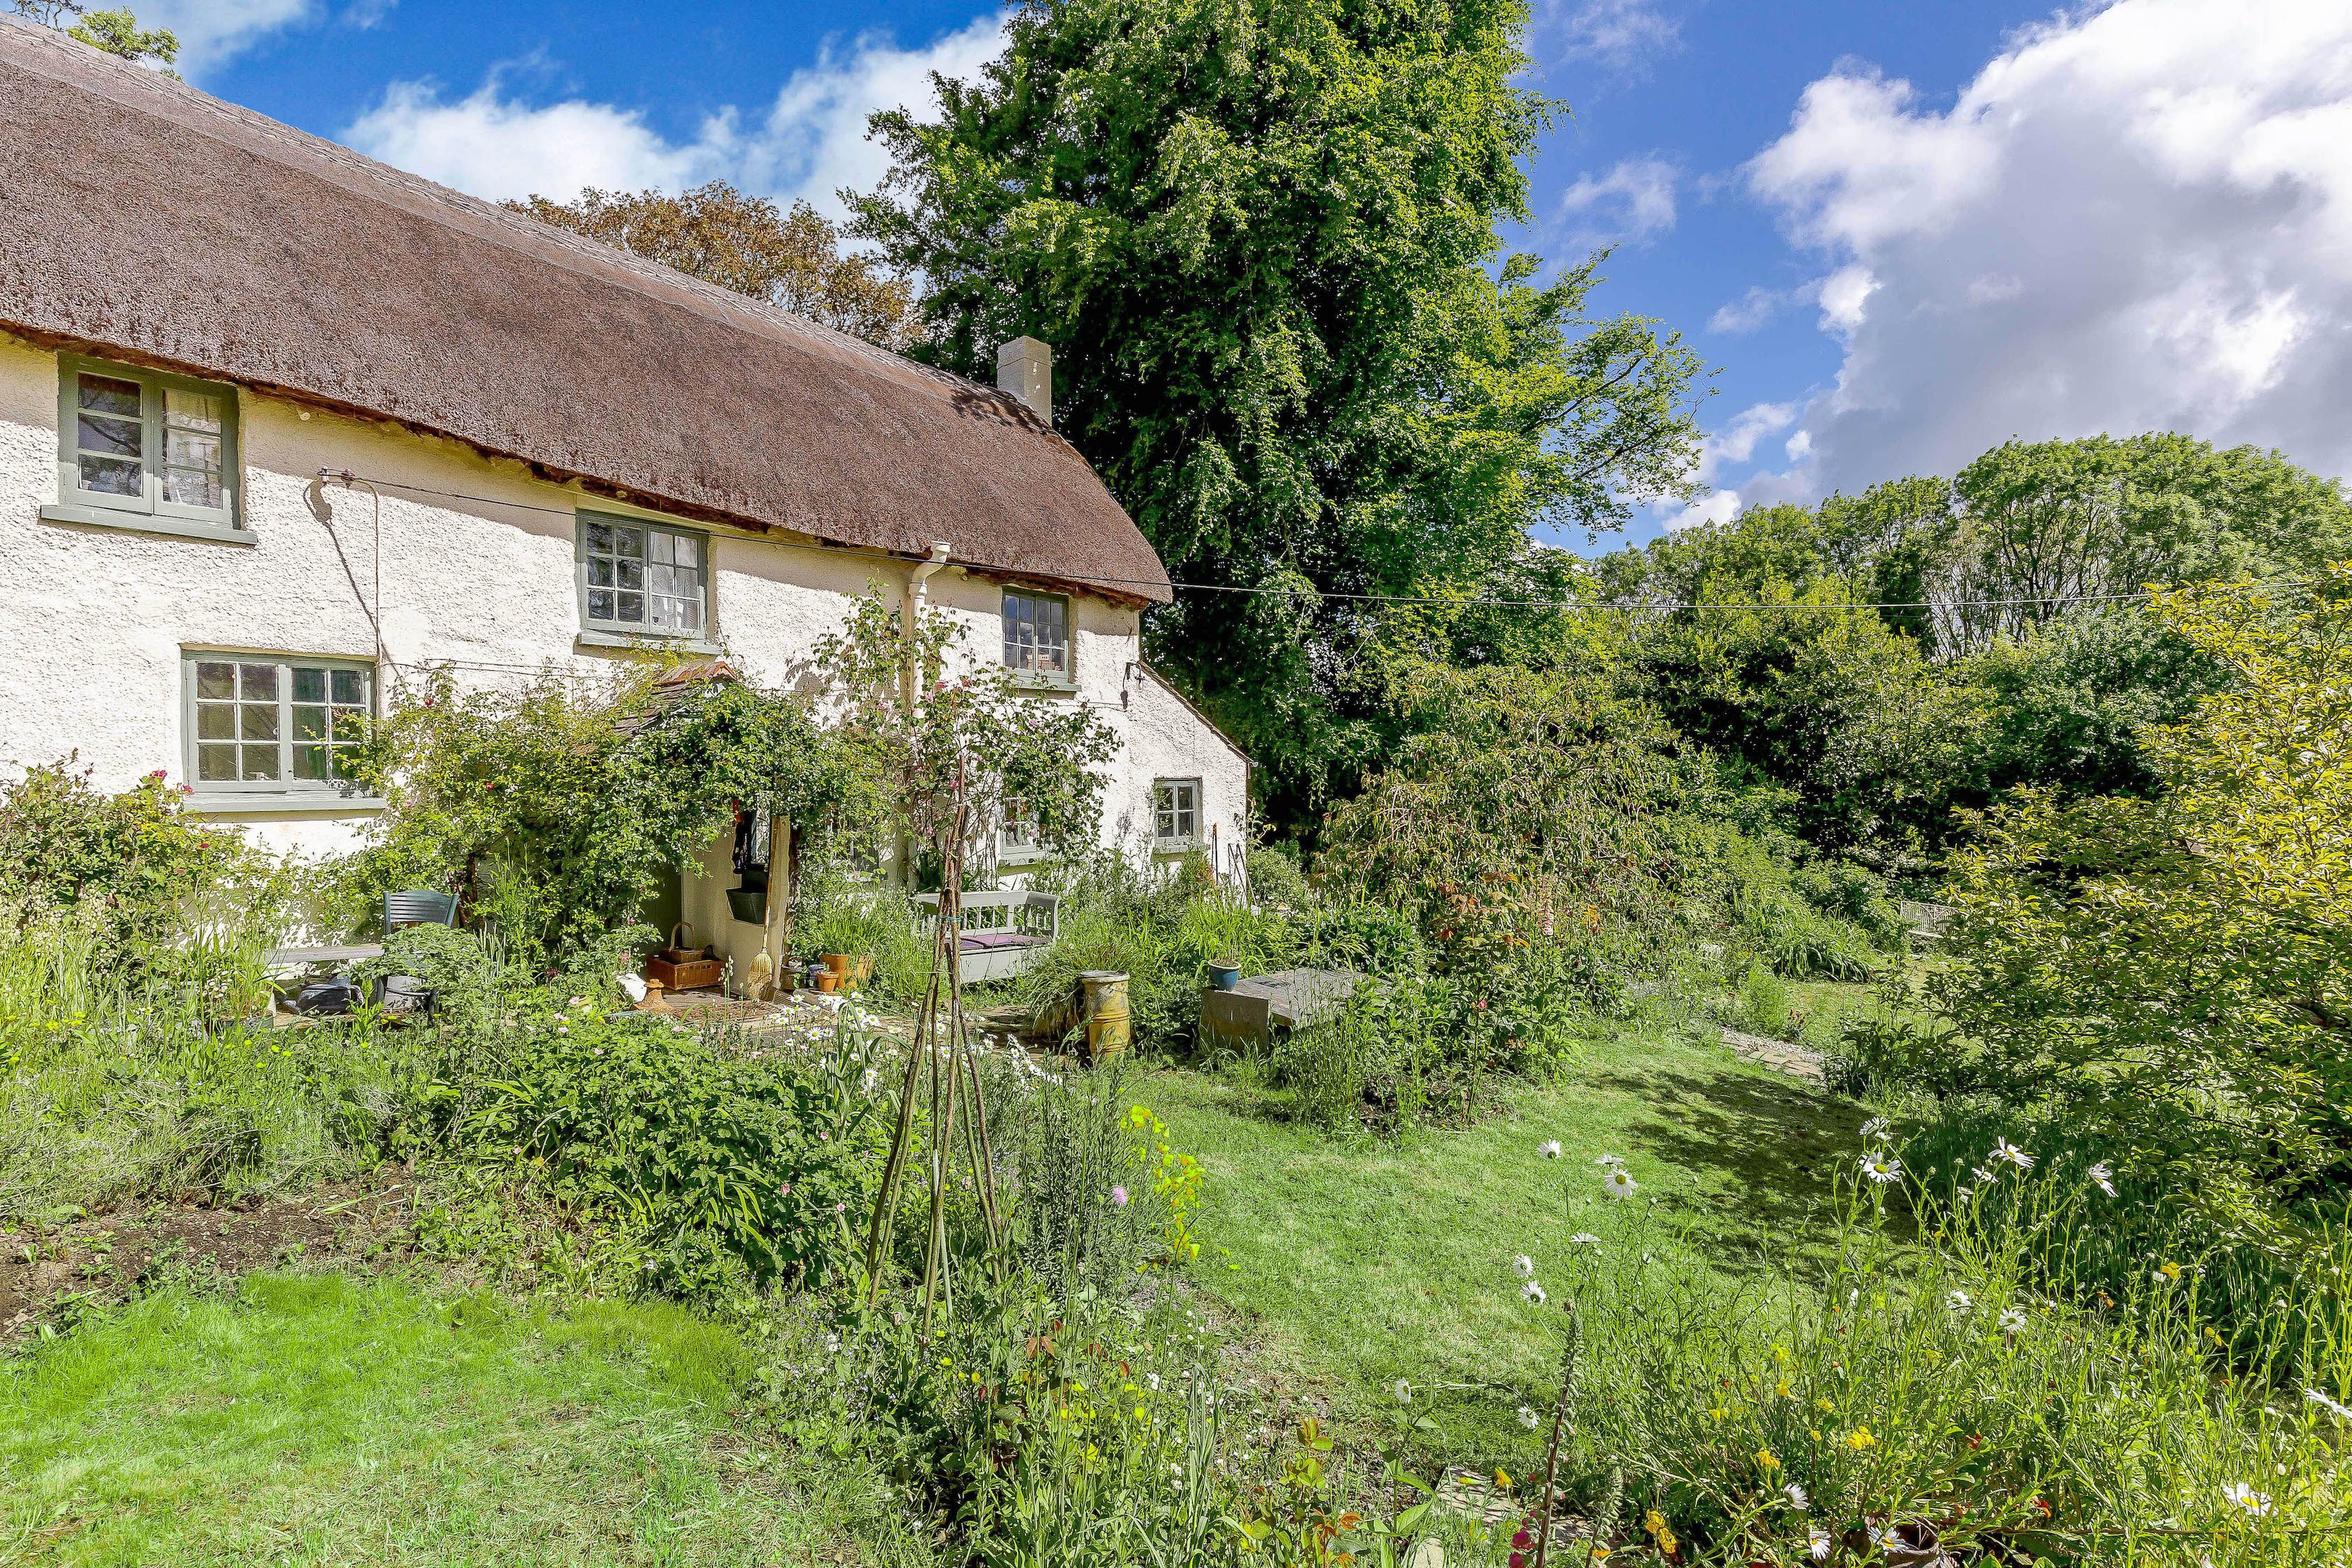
[
  {"xmin": 1970, "ymin": 607, "xmax": 2231, "ymax": 800},
  {"xmin": 0, "ymin": 760, "xmax": 246, "ymax": 963},
  {"xmin": 511, "ymin": 183, "xmax": 919, "ymax": 349},
  {"xmin": 850, "ymin": 0, "xmax": 1703, "ymax": 822},
  {"xmin": 8, "ymin": 0, "xmax": 178, "ymax": 68},
  {"xmin": 1930, "ymin": 568, "xmax": 2352, "ymax": 1224}
]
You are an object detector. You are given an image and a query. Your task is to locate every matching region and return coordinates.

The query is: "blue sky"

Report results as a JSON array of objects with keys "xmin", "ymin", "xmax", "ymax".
[{"xmin": 136, "ymin": 0, "xmax": 2352, "ymax": 554}]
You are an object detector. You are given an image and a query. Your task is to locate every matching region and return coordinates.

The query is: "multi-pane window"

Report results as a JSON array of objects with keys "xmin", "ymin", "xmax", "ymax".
[
  {"xmin": 580, "ymin": 514, "xmax": 707, "ymax": 637},
  {"xmin": 1002, "ymin": 589, "xmax": 1071, "ymax": 683},
  {"xmin": 1000, "ymin": 797, "xmax": 1039, "ymax": 858},
  {"xmin": 1153, "ymin": 778, "xmax": 1200, "ymax": 847},
  {"xmin": 186, "ymin": 655, "xmax": 370, "ymax": 793},
  {"xmin": 56, "ymin": 357, "xmax": 239, "ymax": 532}
]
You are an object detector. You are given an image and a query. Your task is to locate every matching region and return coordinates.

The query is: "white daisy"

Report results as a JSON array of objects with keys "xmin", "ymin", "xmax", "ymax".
[
  {"xmin": 1860, "ymin": 1152, "xmax": 1903, "ymax": 1184},
  {"xmin": 1947, "ymin": 1288, "xmax": 1972, "ymax": 1313},
  {"xmin": 1602, "ymin": 1168, "xmax": 1638, "ymax": 1198},
  {"xmin": 1784, "ymin": 1483, "xmax": 1807, "ymax": 1508},
  {"xmin": 1512, "ymin": 1253, "xmax": 1536, "ymax": 1279},
  {"xmin": 1393, "ymin": 1379, "xmax": 1412, "ymax": 1405},
  {"xmin": 2087, "ymin": 1161, "xmax": 2118, "ymax": 1197},
  {"xmin": 1998, "ymin": 1306, "xmax": 2028, "ymax": 1334},
  {"xmin": 1860, "ymin": 1115, "xmax": 1890, "ymax": 1140},
  {"xmin": 1972, "ymin": 1165, "xmax": 1998, "ymax": 1184},
  {"xmin": 2226, "ymin": 1482, "xmax": 2272, "ymax": 1516},
  {"xmin": 1569, "ymin": 1232, "xmax": 1601, "ymax": 1246},
  {"xmin": 1992, "ymin": 1138, "xmax": 2034, "ymax": 1170},
  {"xmin": 1522, "ymin": 1280, "xmax": 1548, "ymax": 1304},
  {"xmin": 1537, "ymin": 1139, "xmax": 1563, "ymax": 1159},
  {"xmin": 1809, "ymin": 1525, "xmax": 1831, "ymax": 1560},
  {"xmin": 1518, "ymin": 1405, "xmax": 1541, "ymax": 1430},
  {"xmin": 1597, "ymin": 1154, "xmax": 1624, "ymax": 1167},
  {"xmin": 2305, "ymin": 1387, "xmax": 2352, "ymax": 1422}
]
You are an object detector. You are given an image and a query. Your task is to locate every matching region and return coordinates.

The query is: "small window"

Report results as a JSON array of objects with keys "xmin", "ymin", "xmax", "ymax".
[
  {"xmin": 53, "ymin": 356, "xmax": 241, "ymax": 534},
  {"xmin": 1001, "ymin": 797, "xmax": 1039, "ymax": 859},
  {"xmin": 1002, "ymin": 589, "xmax": 1071, "ymax": 684},
  {"xmin": 579, "ymin": 513, "xmax": 707, "ymax": 638},
  {"xmin": 184, "ymin": 654, "xmax": 371, "ymax": 795},
  {"xmin": 1153, "ymin": 778, "xmax": 1200, "ymax": 848}
]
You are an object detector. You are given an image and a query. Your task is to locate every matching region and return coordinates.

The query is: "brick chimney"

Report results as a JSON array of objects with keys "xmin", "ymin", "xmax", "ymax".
[{"xmin": 996, "ymin": 336, "xmax": 1053, "ymax": 423}]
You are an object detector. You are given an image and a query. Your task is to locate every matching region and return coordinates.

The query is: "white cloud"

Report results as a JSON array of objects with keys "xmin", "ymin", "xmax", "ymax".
[
  {"xmin": 1555, "ymin": 156, "xmax": 1678, "ymax": 250},
  {"xmin": 1553, "ymin": 0, "xmax": 1679, "ymax": 68},
  {"xmin": 1740, "ymin": 0, "xmax": 2352, "ymax": 494},
  {"xmin": 1704, "ymin": 400, "xmax": 1800, "ymax": 477},
  {"xmin": 1665, "ymin": 490, "xmax": 1741, "ymax": 532},
  {"xmin": 1708, "ymin": 285, "xmax": 1785, "ymax": 335},
  {"xmin": 342, "ymin": 15, "xmax": 1008, "ymax": 221},
  {"xmin": 133, "ymin": 0, "xmax": 315, "ymax": 75}
]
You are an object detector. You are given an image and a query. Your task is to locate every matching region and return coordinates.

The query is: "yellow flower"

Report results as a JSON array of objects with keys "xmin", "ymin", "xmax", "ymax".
[
  {"xmin": 1708, "ymin": 1405, "xmax": 1728, "ymax": 1422},
  {"xmin": 1775, "ymin": 1380, "xmax": 1794, "ymax": 1399},
  {"xmin": 1844, "ymin": 1427, "xmax": 1876, "ymax": 1450},
  {"xmin": 1644, "ymin": 1510, "xmax": 1678, "ymax": 1552},
  {"xmin": 1495, "ymin": 1470, "xmax": 1512, "ymax": 1489},
  {"xmin": 1816, "ymin": 1397, "xmax": 1836, "ymax": 1412},
  {"xmin": 1756, "ymin": 1449, "xmax": 1780, "ymax": 1470},
  {"xmin": 2158, "ymin": 1260, "xmax": 2184, "ymax": 1281}
]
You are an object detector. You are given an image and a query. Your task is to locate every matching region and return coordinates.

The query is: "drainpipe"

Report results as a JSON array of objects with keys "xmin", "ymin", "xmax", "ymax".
[{"xmin": 896, "ymin": 541, "xmax": 953, "ymax": 885}]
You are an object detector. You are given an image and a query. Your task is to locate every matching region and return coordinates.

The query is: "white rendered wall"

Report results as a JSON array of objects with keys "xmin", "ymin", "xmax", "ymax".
[{"xmin": 0, "ymin": 333, "xmax": 1250, "ymax": 940}]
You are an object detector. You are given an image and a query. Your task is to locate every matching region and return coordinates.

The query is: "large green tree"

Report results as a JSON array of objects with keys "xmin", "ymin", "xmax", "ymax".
[{"xmin": 850, "ymin": 0, "xmax": 1703, "ymax": 823}]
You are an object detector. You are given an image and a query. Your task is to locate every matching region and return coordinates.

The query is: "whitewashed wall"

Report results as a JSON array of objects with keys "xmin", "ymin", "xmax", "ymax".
[{"xmin": 0, "ymin": 332, "xmax": 1249, "ymax": 943}]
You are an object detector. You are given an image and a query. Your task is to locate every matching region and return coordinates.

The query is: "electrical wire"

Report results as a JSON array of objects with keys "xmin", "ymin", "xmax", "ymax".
[{"xmin": 312, "ymin": 469, "xmax": 2312, "ymax": 618}]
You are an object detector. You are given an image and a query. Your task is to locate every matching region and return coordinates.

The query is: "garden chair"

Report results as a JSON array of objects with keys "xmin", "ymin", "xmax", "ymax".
[{"xmin": 384, "ymin": 889, "xmax": 458, "ymax": 933}]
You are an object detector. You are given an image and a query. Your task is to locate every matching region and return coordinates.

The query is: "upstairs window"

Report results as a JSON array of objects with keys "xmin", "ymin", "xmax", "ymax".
[
  {"xmin": 1002, "ymin": 588, "xmax": 1071, "ymax": 685},
  {"xmin": 185, "ymin": 654, "xmax": 371, "ymax": 795},
  {"xmin": 51, "ymin": 356, "xmax": 242, "ymax": 538},
  {"xmin": 579, "ymin": 513, "xmax": 707, "ymax": 638},
  {"xmin": 1153, "ymin": 778, "xmax": 1200, "ymax": 849}
]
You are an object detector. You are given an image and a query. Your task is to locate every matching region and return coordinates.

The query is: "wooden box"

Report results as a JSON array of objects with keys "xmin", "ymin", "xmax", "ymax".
[{"xmin": 647, "ymin": 949, "xmax": 725, "ymax": 993}]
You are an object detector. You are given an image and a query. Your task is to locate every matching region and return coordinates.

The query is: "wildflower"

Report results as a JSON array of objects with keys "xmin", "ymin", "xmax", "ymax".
[
  {"xmin": 2305, "ymin": 1387, "xmax": 2352, "ymax": 1422},
  {"xmin": 1998, "ymin": 1306, "xmax": 2028, "ymax": 1334},
  {"xmin": 1522, "ymin": 1280, "xmax": 1548, "ymax": 1304},
  {"xmin": 1784, "ymin": 1483, "xmax": 1807, "ymax": 1509},
  {"xmin": 1537, "ymin": 1139, "xmax": 1562, "ymax": 1159},
  {"xmin": 2088, "ymin": 1161, "xmax": 2118, "ymax": 1197},
  {"xmin": 1860, "ymin": 1152, "xmax": 1903, "ymax": 1184},
  {"xmin": 1518, "ymin": 1405, "xmax": 1540, "ymax": 1430},
  {"xmin": 1111, "ymin": 1186, "xmax": 1129, "ymax": 1207},
  {"xmin": 1844, "ymin": 1427, "xmax": 1875, "ymax": 1450},
  {"xmin": 1971, "ymin": 1165, "xmax": 1998, "ymax": 1184},
  {"xmin": 1569, "ymin": 1232, "xmax": 1601, "ymax": 1246},
  {"xmin": 1991, "ymin": 1137, "xmax": 2034, "ymax": 1170},
  {"xmin": 1643, "ymin": 1509, "xmax": 1677, "ymax": 1553},
  {"xmin": 2225, "ymin": 1482, "xmax": 2272, "ymax": 1516},
  {"xmin": 1946, "ymin": 1289, "xmax": 1973, "ymax": 1313},
  {"xmin": 1809, "ymin": 1525, "xmax": 1831, "ymax": 1560},
  {"xmin": 2155, "ymin": 1260, "xmax": 2184, "ymax": 1283},
  {"xmin": 1861, "ymin": 1115, "xmax": 1890, "ymax": 1140},
  {"xmin": 1601, "ymin": 1168, "xmax": 1638, "ymax": 1198},
  {"xmin": 1596, "ymin": 1154, "xmax": 1624, "ymax": 1167},
  {"xmin": 1756, "ymin": 1448, "xmax": 1780, "ymax": 1470},
  {"xmin": 1513, "ymin": 1254, "xmax": 1536, "ymax": 1279},
  {"xmin": 1394, "ymin": 1379, "xmax": 1412, "ymax": 1405}
]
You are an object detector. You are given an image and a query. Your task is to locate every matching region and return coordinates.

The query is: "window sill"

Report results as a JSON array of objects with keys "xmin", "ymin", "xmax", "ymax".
[
  {"xmin": 1009, "ymin": 671, "xmax": 1078, "ymax": 695},
  {"xmin": 40, "ymin": 503, "xmax": 256, "ymax": 545},
  {"xmin": 576, "ymin": 628, "xmax": 723, "ymax": 657},
  {"xmin": 1153, "ymin": 840, "xmax": 1202, "ymax": 857},
  {"xmin": 998, "ymin": 847, "xmax": 1053, "ymax": 867},
  {"xmin": 187, "ymin": 793, "xmax": 387, "ymax": 816}
]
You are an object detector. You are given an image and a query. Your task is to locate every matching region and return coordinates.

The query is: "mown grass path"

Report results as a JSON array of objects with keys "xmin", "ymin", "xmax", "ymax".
[
  {"xmin": 1143, "ymin": 1016, "xmax": 1867, "ymax": 1470},
  {"xmin": 0, "ymin": 1273, "xmax": 920, "ymax": 1567}
]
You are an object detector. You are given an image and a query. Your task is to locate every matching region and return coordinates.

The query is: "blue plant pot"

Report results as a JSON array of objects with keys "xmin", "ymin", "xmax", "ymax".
[{"xmin": 1207, "ymin": 963, "xmax": 1242, "ymax": 991}]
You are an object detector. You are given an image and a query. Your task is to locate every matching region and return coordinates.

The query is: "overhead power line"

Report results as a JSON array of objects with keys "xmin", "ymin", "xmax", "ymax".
[{"xmin": 312, "ymin": 470, "xmax": 2308, "ymax": 617}]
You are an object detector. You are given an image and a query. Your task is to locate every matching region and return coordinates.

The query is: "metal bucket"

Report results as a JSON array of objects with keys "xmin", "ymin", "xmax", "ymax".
[{"xmin": 1078, "ymin": 970, "xmax": 1130, "ymax": 1063}]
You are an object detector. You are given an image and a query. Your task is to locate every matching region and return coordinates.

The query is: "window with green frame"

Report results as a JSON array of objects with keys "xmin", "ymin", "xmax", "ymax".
[
  {"xmin": 50, "ymin": 356, "xmax": 241, "ymax": 537},
  {"xmin": 183, "ymin": 654, "xmax": 372, "ymax": 795},
  {"xmin": 578, "ymin": 512, "xmax": 708, "ymax": 638},
  {"xmin": 1002, "ymin": 587, "xmax": 1071, "ymax": 684}
]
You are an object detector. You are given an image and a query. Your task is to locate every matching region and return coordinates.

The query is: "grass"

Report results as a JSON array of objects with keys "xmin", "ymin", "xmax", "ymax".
[
  {"xmin": 0, "ymin": 1272, "xmax": 926, "ymax": 1567},
  {"xmin": 1141, "ymin": 1004, "xmax": 1874, "ymax": 1471}
]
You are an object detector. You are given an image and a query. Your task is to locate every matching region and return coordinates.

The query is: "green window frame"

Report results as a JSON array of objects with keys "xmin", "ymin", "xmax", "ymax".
[
  {"xmin": 1153, "ymin": 778, "xmax": 1201, "ymax": 850},
  {"xmin": 182, "ymin": 652, "xmax": 373, "ymax": 797},
  {"xmin": 46, "ymin": 355, "xmax": 246, "ymax": 541},
  {"xmin": 577, "ymin": 511, "xmax": 709, "ymax": 640},
  {"xmin": 1000, "ymin": 796, "xmax": 1045, "ymax": 863},
  {"xmin": 1002, "ymin": 587, "xmax": 1073, "ymax": 688}
]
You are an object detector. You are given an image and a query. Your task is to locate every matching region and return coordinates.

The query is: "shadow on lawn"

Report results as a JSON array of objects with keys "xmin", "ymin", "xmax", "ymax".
[{"xmin": 1586, "ymin": 1061, "xmax": 1865, "ymax": 1272}]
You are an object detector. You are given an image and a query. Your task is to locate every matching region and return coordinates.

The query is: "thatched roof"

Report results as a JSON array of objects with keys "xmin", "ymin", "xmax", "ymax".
[{"xmin": 0, "ymin": 20, "xmax": 1171, "ymax": 604}]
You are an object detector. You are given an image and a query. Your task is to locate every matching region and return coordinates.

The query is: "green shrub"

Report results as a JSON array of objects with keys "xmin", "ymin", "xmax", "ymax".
[
  {"xmin": 1733, "ymin": 963, "xmax": 1792, "ymax": 1039},
  {"xmin": 1001, "ymin": 1063, "xmax": 1203, "ymax": 1293},
  {"xmin": 1244, "ymin": 843, "xmax": 1311, "ymax": 911},
  {"xmin": 454, "ymin": 1004, "xmax": 897, "ymax": 1300},
  {"xmin": 794, "ymin": 874, "xmax": 930, "ymax": 1002}
]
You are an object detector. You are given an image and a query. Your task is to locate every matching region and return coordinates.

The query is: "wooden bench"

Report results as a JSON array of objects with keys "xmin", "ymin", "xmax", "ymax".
[{"xmin": 915, "ymin": 889, "xmax": 1060, "ymax": 983}]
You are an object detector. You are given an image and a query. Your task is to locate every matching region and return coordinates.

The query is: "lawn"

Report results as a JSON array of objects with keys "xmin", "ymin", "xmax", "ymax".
[
  {"xmin": 1142, "ymin": 1004, "xmax": 1874, "ymax": 1470},
  {"xmin": 0, "ymin": 1272, "xmax": 924, "ymax": 1567}
]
